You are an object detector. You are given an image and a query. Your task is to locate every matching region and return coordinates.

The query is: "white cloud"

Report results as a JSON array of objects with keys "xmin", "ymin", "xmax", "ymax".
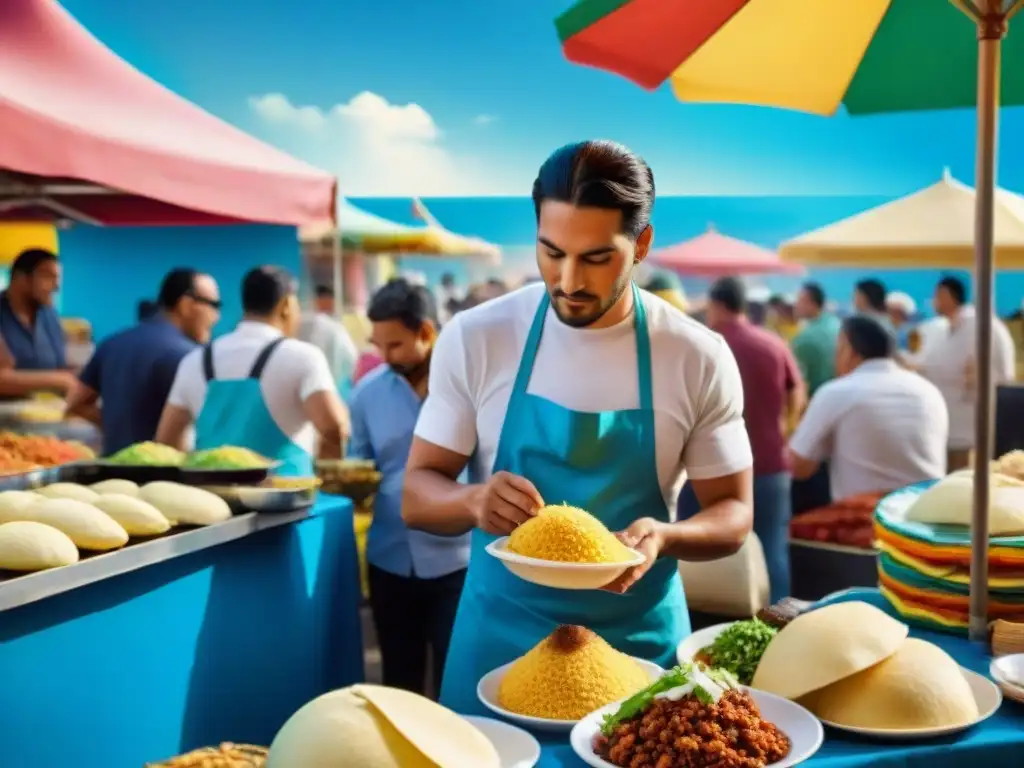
[
  {"xmin": 247, "ymin": 91, "xmax": 515, "ymax": 196},
  {"xmin": 472, "ymin": 114, "xmax": 497, "ymax": 126}
]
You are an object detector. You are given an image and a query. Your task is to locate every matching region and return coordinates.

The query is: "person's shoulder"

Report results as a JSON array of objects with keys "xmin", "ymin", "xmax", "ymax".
[
  {"xmin": 349, "ymin": 365, "xmax": 391, "ymax": 404},
  {"xmin": 641, "ymin": 290, "xmax": 725, "ymax": 360},
  {"xmin": 449, "ymin": 283, "xmax": 543, "ymax": 338}
]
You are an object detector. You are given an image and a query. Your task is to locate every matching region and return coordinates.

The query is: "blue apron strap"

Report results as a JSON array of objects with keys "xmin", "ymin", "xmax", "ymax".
[
  {"xmin": 248, "ymin": 337, "xmax": 287, "ymax": 379},
  {"xmin": 509, "ymin": 291, "xmax": 550, "ymax": 398},
  {"xmin": 631, "ymin": 282, "xmax": 654, "ymax": 413},
  {"xmin": 202, "ymin": 344, "xmax": 216, "ymax": 382}
]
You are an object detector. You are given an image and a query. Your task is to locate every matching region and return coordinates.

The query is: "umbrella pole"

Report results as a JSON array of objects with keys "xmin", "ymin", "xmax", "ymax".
[{"xmin": 968, "ymin": 2, "xmax": 1005, "ymax": 643}]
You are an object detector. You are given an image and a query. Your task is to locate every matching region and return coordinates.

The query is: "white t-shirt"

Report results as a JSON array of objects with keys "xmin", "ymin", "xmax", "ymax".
[
  {"xmin": 920, "ymin": 306, "xmax": 1016, "ymax": 450},
  {"xmin": 414, "ymin": 284, "xmax": 752, "ymax": 511},
  {"xmin": 168, "ymin": 322, "xmax": 336, "ymax": 455},
  {"xmin": 789, "ymin": 359, "xmax": 948, "ymax": 500},
  {"xmin": 298, "ymin": 312, "xmax": 359, "ymax": 386}
]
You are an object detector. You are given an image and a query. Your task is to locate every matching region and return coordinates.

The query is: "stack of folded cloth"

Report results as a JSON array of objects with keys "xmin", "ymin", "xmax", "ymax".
[{"xmin": 874, "ymin": 468, "xmax": 1024, "ymax": 634}]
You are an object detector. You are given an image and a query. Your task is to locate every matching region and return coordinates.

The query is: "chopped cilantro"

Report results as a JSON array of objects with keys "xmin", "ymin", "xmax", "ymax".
[{"xmin": 699, "ymin": 619, "xmax": 777, "ymax": 685}]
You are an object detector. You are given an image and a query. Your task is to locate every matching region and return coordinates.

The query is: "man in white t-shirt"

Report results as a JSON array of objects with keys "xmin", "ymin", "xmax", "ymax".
[
  {"xmin": 789, "ymin": 315, "xmax": 948, "ymax": 501},
  {"xmin": 401, "ymin": 140, "xmax": 754, "ymax": 715},
  {"xmin": 156, "ymin": 266, "xmax": 349, "ymax": 475},
  {"xmin": 298, "ymin": 285, "xmax": 359, "ymax": 400},
  {"xmin": 920, "ymin": 275, "xmax": 1016, "ymax": 471}
]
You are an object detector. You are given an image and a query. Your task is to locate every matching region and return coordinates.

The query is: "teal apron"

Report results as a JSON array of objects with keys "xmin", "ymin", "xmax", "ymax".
[
  {"xmin": 194, "ymin": 338, "xmax": 312, "ymax": 477},
  {"xmin": 439, "ymin": 282, "xmax": 690, "ymax": 714}
]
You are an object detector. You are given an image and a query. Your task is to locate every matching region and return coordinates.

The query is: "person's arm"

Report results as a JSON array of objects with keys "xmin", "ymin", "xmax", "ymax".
[
  {"xmin": 298, "ymin": 347, "xmax": 350, "ymax": 459},
  {"xmin": 995, "ymin": 322, "xmax": 1017, "ymax": 383},
  {"xmin": 154, "ymin": 352, "xmax": 199, "ymax": 450},
  {"xmin": 0, "ymin": 335, "xmax": 75, "ymax": 396},
  {"xmin": 346, "ymin": 391, "xmax": 373, "ymax": 461},
  {"xmin": 403, "ymin": 318, "xmax": 543, "ymax": 536},
  {"xmin": 607, "ymin": 340, "xmax": 753, "ymax": 593},
  {"xmin": 787, "ymin": 386, "xmax": 841, "ymax": 480},
  {"xmin": 64, "ymin": 348, "xmax": 102, "ymax": 425},
  {"xmin": 783, "ymin": 345, "xmax": 807, "ymax": 430}
]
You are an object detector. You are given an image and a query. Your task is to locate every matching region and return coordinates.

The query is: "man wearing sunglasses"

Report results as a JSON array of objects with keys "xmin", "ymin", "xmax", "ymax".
[{"xmin": 66, "ymin": 268, "xmax": 221, "ymax": 455}]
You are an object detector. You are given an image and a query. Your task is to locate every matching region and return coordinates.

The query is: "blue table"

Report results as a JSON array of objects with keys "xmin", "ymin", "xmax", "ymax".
[
  {"xmin": 533, "ymin": 588, "xmax": 1024, "ymax": 767},
  {"xmin": 0, "ymin": 495, "xmax": 363, "ymax": 768}
]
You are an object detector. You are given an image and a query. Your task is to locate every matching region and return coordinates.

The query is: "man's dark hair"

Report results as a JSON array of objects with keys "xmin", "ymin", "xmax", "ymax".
[
  {"xmin": 137, "ymin": 300, "xmax": 159, "ymax": 322},
  {"xmin": 532, "ymin": 140, "xmax": 654, "ymax": 238},
  {"xmin": 709, "ymin": 277, "xmax": 746, "ymax": 314},
  {"xmin": 854, "ymin": 278, "xmax": 887, "ymax": 312},
  {"xmin": 156, "ymin": 268, "xmax": 198, "ymax": 310},
  {"xmin": 802, "ymin": 282, "xmax": 826, "ymax": 309},
  {"xmin": 314, "ymin": 284, "xmax": 333, "ymax": 299},
  {"xmin": 11, "ymin": 248, "xmax": 57, "ymax": 277},
  {"xmin": 242, "ymin": 266, "xmax": 297, "ymax": 315},
  {"xmin": 842, "ymin": 315, "xmax": 895, "ymax": 360},
  {"xmin": 767, "ymin": 294, "xmax": 786, "ymax": 308},
  {"xmin": 937, "ymin": 274, "xmax": 968, "ymax": 305},
  {"xmin": 367, "ymin": 278, "xmax": 438, "ymax": 331}
]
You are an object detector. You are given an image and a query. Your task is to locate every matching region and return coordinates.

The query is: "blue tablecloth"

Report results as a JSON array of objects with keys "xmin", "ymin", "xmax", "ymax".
[
  {"xmin": 533, "ymin": 588, "xmax": 1024, "ymax": 767},
  {"xmin": 0, "ymin": 494, "xmax": 363, "ymax": 768}
]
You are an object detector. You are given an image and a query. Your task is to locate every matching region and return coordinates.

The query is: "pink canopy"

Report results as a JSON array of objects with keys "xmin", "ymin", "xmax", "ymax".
[
  {"xmin": 651, "ymin": 227, "xmax": 804, "ymax": 276},
  {"xmin": 0, "ymin": 0, "xmax": 336, "ymax": 226}
]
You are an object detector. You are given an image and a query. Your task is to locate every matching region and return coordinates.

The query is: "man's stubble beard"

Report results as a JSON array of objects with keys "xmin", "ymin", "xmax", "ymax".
[{"xmin": 550, "ymin": 273, "xmax": 632, "ymax": 329}]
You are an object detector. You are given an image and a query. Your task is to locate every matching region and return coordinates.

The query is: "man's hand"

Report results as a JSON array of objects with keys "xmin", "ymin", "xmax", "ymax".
[
  {"xmin": 474, "ymin": 471, "xmax": 544, "ymax": 536},
  {"xmin": 603, "ymin": 517, "xmax": 665, "ymax": 594}
]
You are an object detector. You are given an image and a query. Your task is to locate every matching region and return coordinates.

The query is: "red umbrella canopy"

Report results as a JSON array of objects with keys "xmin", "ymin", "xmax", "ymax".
[{"xmin": 651, "ymin": 227, "xmax": 804, "ymax": 276}]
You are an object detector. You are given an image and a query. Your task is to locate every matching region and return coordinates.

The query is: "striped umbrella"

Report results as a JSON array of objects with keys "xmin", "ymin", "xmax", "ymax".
[{"xmin": 556, "ymin": 0, "xmax": 1024, "ymax": 641}]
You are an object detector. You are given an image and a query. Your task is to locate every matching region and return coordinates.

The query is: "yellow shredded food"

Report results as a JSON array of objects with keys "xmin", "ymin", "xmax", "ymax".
[
  {"xmin": 506, "ymin": 503, "xmax": 633, "ymax": 563},
  {"xmin": 497, "ymin": 625, "xmax": 650, "ymax": 720}
]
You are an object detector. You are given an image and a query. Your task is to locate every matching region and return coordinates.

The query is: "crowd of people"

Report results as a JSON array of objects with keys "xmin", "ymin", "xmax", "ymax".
[{"xmin": 2, "ymin": 140, "xmax": 1017, "ymax": 712}]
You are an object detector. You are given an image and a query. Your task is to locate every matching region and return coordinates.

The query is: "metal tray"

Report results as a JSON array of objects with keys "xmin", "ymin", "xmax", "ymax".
[
  {"xmin": 200, "ymin": 483, "xmax": 317, "ymax": 514},
  {"xmin": 178, "ymin": 463, "xmax": 279, "ymax": 487},
  {"xmin": 72, "ymin": 461, "xmax": 183, "ymax": 485}
]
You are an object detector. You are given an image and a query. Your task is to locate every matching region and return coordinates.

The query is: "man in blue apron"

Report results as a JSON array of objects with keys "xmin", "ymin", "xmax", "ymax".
[
  {"xmin": 156, "ymin": 266, "xmax": 348, "ymax": 475},
  {"xmin": 401, "ymin": 141, "xmax": 755, "ymax": 714},
  {"xmin": 0, "ymin": 249, "xmax": 75, "ymax": 397}
]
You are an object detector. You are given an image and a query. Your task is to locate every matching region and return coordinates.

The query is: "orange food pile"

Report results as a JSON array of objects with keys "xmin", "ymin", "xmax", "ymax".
[{"xmin": 0, "ymin": 432, "xmax": 89, "ymax": 471}]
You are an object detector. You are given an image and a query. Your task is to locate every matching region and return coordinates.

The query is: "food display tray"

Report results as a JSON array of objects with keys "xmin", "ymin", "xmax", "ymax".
[
  {"xmin": 199, "ymin": 483, "xmax": 318, "ymax": 514},
  {"xmin": 3, "ymin": 461, "xmax": 282, "ymax": 488}
]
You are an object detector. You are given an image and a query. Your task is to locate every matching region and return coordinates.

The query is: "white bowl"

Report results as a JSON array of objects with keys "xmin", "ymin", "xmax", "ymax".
[
  {"xmin": 816, "ymin": 666, "xmax": 1002, "ymax": 740},
  {"xmin": 675, "ymin": 621, "xmax": 736, "ymax": 666},
  {"xmin": 477, "ymin": 657, "xmax": 665, "ymax": 733},
  {"xmin": 463, "ymin": 715, "xmax": 540, "ymax": 768},
  {"xmin": 990, "ymin": 653, "xmax": 1024, "ymax": 703},
  {"xmin": 570, "ymin": 687, "xmax": 823, "ymax": 767},
  {"xmin": 485, "ymin": 537, "xmax": 645, "ymax": 590}
]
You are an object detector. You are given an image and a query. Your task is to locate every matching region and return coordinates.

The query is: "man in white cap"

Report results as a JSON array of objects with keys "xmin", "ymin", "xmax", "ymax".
[{"xmin": 885, "ymin": 291, "xmax": 917, "ymax": 353}]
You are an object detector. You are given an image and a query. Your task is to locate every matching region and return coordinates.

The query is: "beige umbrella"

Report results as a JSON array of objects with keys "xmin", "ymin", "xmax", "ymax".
[{"xmin": 780, "ymin": 169, "xmax": 1024, "ymax": 268}]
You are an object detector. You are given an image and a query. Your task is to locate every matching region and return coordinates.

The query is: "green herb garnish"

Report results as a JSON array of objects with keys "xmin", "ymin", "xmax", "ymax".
[
  {"xmin": 699, "ymin": 618, "xmax": 777, "ymax": 685},
  {"xmin": 599, "ymin": 663, "xmax": 735, "ymax": 736}
]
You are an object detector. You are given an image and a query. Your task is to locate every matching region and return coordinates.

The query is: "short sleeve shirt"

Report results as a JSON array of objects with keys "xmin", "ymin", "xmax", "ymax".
[
  {"xmin": 413, "ymin": 284, "xmax": 753, "ymax": 511},
  {"xmin": 80, "ymin": 318, "xmax": 196, "ymax": 455}
]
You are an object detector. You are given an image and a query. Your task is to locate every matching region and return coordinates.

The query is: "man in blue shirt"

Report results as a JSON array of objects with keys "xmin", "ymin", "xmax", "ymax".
[
  {"xmin": 349, "ymin": 278, "xmax": 469, "ymax": 698},
  {"xmin": 0, "ymin": 249, "xmax": 75, "ymax": 397},
  {"xmin": 65, "ymin": 269, "xmax": 221, "ymax": 455}
]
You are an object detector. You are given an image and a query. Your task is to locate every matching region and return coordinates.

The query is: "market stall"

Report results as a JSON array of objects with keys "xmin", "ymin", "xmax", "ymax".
[{"xmin": 0, "ymin": 450, "xmax": 362, "ymax": 768}]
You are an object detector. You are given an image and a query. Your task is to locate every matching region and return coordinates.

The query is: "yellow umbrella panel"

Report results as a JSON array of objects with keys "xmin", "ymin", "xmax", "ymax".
[{"xmin": 780, "ymin": 170, "xmax": 1024, "ymax": 269}]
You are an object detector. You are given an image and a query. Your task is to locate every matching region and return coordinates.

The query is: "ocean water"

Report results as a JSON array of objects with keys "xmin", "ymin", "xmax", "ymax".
[{"xmin": 351, "ymin": 195, "xmax": 1024, "ymax": 317}]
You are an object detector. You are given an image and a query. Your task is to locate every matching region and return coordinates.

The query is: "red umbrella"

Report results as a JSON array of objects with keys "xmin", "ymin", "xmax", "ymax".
[{"xmin": 651, "ymin": 226, "xmax": 804, "ymax": 277}]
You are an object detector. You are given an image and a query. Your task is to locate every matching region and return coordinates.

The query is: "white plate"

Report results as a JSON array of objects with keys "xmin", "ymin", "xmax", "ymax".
[
  {"xmin": 990, "ymin": 654, "xmax": 1024, "ymax": 704},
  {"xmin": 463, "ymin": 715, "xmax": 540, "ymax": 768},
  {"xmin": 485, "ymin": 537, "xmax": 645, "ymax": 590},
  {"xmin": 477, "ymin": 657, "xmax": 665, "ymax": 732},
  {"xmin": 817, "ymin": 666, "xmax": 1002, "ymax": 740},
  {"xmin": 570, "ymin": 687, "xmax": 823, "ymax": 767},
  {"xmin": 675, "ymin": 621, "xmax": 736, "ymax": 666}
]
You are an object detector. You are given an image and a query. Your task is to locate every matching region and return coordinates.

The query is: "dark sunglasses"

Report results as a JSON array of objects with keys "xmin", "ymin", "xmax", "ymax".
[{"xmin": 188, "ymin": 292, "xmax": 222, "ymax": 310}]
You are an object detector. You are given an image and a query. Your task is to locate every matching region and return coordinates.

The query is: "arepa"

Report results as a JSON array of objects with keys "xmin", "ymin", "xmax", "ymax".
[
  {"xmin": 905, "ymin": 472, "xmax": 1024, "ymax": 535},
  {"xmin": 267, "ymin": 685, "xmax": 499, "ymax": 768},
  {"xmin": 751, "ymin": 601, "xmax": 908, "ymax": 700},
  {"xmin": 800, "ymin": 638, "xmax": 979, "ymax": 730},
  {"xmin": 0, "ymin": 521, "xmax": 79, "ymax": 571}
]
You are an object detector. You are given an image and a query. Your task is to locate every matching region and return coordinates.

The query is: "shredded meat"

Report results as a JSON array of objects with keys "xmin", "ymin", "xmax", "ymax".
[{"xmin": 593, "ymin": 689, "xmax": 791, "ymax": 768}]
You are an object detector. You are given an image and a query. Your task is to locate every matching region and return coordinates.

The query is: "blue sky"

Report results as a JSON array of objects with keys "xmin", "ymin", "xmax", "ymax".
[{"xmin": 62, "ymin": 0, "xmax": 1024, "ymax": 197}]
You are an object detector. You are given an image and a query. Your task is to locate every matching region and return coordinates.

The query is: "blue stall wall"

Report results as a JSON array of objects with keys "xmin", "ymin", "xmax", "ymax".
[{"xmin": 58, "ymin": 224, "xmax": 301, "ymax": 342}]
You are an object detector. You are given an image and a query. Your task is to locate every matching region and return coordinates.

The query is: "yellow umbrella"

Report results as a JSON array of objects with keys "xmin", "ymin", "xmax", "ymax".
[
  {"xmin": 781, "ymin": 169, "xmax": 1024, "ymax": 268},
  {"xmin": 0, "ymin": 223, "xmax": 57, "ymax": 266}
]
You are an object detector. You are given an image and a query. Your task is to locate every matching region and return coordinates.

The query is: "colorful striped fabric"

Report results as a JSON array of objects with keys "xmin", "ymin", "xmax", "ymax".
[{"xmin": 555, "ymin": 0, "xmax": 1024, "ymax": 116}]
